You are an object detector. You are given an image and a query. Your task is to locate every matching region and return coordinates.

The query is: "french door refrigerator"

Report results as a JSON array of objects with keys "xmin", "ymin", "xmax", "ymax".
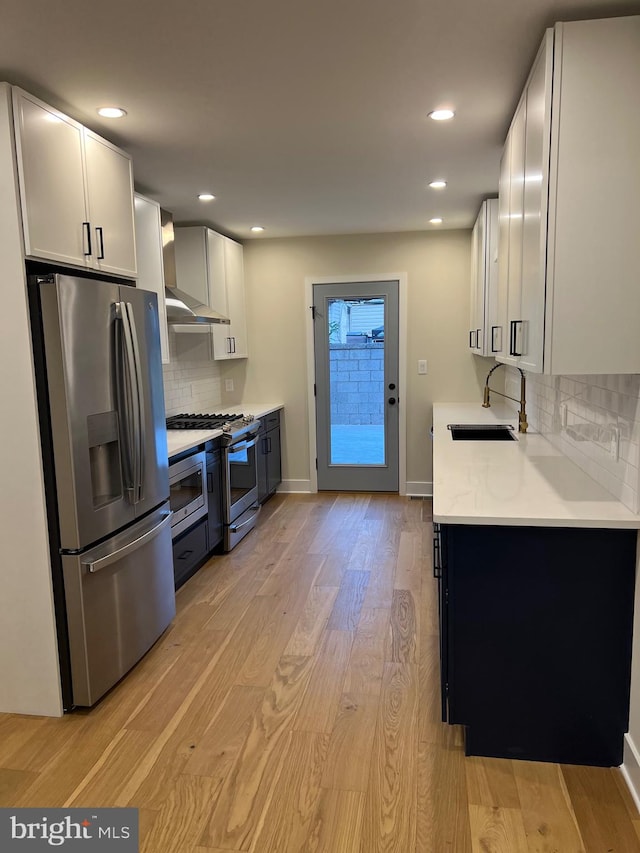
[{"xmin": 29, "ymin": 271, "xmax": 175, "ymax": 709}]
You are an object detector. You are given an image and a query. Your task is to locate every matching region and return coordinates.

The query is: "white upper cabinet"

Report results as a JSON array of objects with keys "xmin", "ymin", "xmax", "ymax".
[
  {"xmin": 12, "ymin": 88, "xmax": 136, "ymax": 278},
  {"xmin": 469, "ymin": 198, "xmax": 499, "ymax": 357},
  {"xmin": 497, "ymin": 16, "xmax": 640, "ymax": 374},
  {"xmin": 223, "ymin": 236, "xmax": 248, "ymax": 358},
  {"xmin": 134, "ymin": 194, "xmax": 169, "ymax": 364},
  {"xmin": 83, "ymin": 131, "xmax": 136, "ymax": 277},
  {"xmin": 174, "ymin": 225, "xmax": 248, "ymax": 360}
]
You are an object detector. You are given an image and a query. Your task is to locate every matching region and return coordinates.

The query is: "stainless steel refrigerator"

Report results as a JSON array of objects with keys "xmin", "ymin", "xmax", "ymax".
[{"xmin": 29, "ymin": 271, "xmax": 175, "ymax": 709}]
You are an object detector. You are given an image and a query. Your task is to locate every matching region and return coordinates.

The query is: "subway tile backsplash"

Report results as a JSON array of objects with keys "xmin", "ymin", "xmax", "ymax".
[
  {"xmin": 504, "ymin": 369, "xmax": 640, "ymax": 513},
  {"xmin": 162, "ymin": 332, "xmax": 223, "ymax": 417}
]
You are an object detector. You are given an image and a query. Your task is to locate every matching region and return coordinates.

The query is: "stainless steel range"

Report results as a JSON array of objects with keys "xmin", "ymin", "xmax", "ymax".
[{"xmin": 166, "ymin": 413, "xmax": 262, "ymax": 550}]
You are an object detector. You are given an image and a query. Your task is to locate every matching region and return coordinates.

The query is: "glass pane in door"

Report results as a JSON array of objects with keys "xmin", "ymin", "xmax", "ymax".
[{"xmin": 327, "ymin": 296, "xmax": 385, "ymax": 465}]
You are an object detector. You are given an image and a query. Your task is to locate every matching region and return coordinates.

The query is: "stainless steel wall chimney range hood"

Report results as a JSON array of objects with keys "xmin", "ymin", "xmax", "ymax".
[{"xmin": 160, "ymin": 209, "xmax": 230, "ymax": 325}]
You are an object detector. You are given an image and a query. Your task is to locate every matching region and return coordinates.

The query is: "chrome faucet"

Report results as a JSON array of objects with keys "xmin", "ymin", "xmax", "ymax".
[{"xmin": 482, "ymin": 363, "xmax": 528, "ymax": 433}]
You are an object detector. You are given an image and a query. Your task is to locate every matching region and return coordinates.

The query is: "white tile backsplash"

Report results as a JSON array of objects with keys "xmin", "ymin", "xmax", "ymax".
[
  {"xmin": 162, "ymin": 331, "xmax": 223, "ymax": 416},
  {"xmin": 504, "ymin": 368, "xmax": 640, "ymax": 513}
]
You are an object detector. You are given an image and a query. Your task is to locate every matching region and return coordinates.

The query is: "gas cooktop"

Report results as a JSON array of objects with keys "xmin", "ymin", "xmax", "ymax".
[{"xmin": 166, "ymin": 412, "xmax": 254, "ymax": 431}]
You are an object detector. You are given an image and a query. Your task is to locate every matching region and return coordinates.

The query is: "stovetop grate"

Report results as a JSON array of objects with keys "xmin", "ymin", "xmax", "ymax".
[{"xmin": 166, "ymin": 413, "xmax": 246, "ymax": 430}]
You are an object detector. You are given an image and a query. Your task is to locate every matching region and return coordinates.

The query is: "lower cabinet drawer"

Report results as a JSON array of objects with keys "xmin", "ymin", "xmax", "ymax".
[{"xmin": 172, "ymin": 518, "xmax": 209, "ymax": 590}]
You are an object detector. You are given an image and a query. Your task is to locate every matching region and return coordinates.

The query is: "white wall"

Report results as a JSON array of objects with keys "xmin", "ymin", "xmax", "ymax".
[
  {"xmin": 0, "ymin": 84, "xmax": 63, "ymax": 716},
  {"xmin": 225, "ymin": 230, "xmax": 494, "ymax": 493}
]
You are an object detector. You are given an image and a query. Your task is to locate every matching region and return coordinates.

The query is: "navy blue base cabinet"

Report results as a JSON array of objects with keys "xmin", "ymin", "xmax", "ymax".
[{"xmin": 434, "ymin": 522, "xmax": 636, "ymax": 766}]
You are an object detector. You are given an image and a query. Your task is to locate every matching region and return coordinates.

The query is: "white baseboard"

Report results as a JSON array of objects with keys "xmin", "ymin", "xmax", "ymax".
[
  {"xmin": 406, "ymin": 481, "xmax": 432, "ymax": 498},
  {"xmin": 621, "ymin": 733, "xmax": 640, "ymax": 812},
  {"xmin": 277, "ymin": 479, "xmax": 312, "ymax": 494}
]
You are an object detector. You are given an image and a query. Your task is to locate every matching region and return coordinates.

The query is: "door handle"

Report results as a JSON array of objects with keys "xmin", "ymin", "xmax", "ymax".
[
  {"xmin": 82, "ymin": 222, "xmax": 92, "ymax": 257},
  {"xmin": 82, "ymin": 512, "xmax": 173, "ymax": 573},
  {"xmin": 95, "ymin": 226, "xmax": 105, "ymax": 260}
]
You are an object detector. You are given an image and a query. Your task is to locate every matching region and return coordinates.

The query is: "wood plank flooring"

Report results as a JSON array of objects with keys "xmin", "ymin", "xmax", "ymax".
[{"xmin": 1, "ymin": 493, "xmax": 639, "ymax": 852}]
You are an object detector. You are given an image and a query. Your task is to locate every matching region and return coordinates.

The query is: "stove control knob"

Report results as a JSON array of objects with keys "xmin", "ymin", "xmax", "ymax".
[
  {"xmin": 222, "ymin": 423, "xmax": 232, "ymax": 432},
  {"xmin": 242, "ymin": 414, "xmax": 254, "ymax": 423}
]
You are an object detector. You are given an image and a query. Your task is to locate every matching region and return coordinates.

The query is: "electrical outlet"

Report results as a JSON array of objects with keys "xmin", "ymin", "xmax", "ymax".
[
  {"xmin": 418, "ymin": 359, "xmax": 428, "ymax": 375},
  {"xmin": 225, "ymin": 379, "xmax": 234, "ymax": 392}
]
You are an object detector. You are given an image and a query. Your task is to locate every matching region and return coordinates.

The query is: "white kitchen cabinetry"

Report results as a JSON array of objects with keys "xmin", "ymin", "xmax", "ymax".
[
  {"xmin": 134, "ymin": 194, "xmax": 170, "ymax": 364},
  {"xmin": 12, "ymin": 88, "xmax": 136, "ymax": 278},
  {"xmin": 497, "ymin": 16, "xmax": 640, "ymax": 375},
  {"xmin": 469, "ymin": 198, "xmax": 499, "ymax": 357},
  {"xmin": 174, "ymin": 225, "xmax": 248, "ymax": 360}
]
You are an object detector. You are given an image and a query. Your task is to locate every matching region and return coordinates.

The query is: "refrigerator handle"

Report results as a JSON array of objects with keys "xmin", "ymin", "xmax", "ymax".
[
  {"xmin": 115, "ymin": 301, "xmax": 140, "ymax": 502},
  {"xmin": 124, "ymin": 302, "xmax": 146, "ymax": 502},
  {"xmin": 82, "ymin": 512, "xmax": 173, "ymax": 573},
  {"xmin": 114, "ymin": 302, "xmax": 135, "ymax": 498}
]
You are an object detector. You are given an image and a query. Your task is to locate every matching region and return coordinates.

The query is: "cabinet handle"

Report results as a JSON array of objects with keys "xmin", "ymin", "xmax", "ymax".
[
  {"xmin": 231, "ymin": 336, "xmax": 236, "ymax": 354},
  {"xmin": 207, "ymin": 472, "xmax": 213, "ymax": 492},
  {"xmin": 83, "ymin": 222, "xmax": 92, "ymax": 257},
  {"xmin": 491, "ymin": 325, "xmax": 502, "ymax": 353},
  {"xmin": 177, "ymin": 549, "xmax": 194, "ymax": 560},
  {"xmin": 476, "ymin": 328, "xmax": 482, "ymax": 350},
  {"xmin": 95, "ymin": 226, "xmax": 105, "ymax": 260},
  {"xmin": 469, "ymin": 330, "xmax": 477, "ymax": 349},
  {"xmin": 433, "ymin": 522, "xmax": 442, "ymax": 578},
  {"xmin": 267, "ymin": 435, "xmax": 272, "ymax": 453},
  {"xmin": 510, "ymin": 320, "xmax": 522, "ymax": 357}
]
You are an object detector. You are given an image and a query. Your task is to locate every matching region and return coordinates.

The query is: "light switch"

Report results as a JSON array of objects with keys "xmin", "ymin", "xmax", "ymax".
[{"xmin": 418, "ymin": 359, "xmax": 428, "ymax": 375}]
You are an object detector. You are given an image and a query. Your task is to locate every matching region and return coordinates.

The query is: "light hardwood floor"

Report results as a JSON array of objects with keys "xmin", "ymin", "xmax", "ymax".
[{"xmin": 2, "ymin": 493, "xmax": 640, "ymax": 852}]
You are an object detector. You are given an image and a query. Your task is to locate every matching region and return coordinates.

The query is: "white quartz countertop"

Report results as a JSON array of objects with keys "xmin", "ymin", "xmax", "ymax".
[
  {"xmin": 166, "ymin": 403, "xmax": 283, "ymax": 459},
  {"xmin": 432, "ymin": 403, "xmax": 640, "ymax": 529}
]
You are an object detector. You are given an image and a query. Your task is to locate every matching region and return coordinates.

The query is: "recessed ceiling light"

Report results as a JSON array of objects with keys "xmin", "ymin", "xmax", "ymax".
[
  {"xmin": 198, "ymin": 193, "xmax": 216, "ymax": 201},
  {"xmin": 428, "ymin": 109, "xmax": 455, "ymax": 121},
  {"xmin": 430, "ymin": 217, "xmax": 443, "ymax": 225},
  {"xmin": 250, "ymin": 226, "xmax": 265, "ymax": 233},
  {"xmin": 428, "ymin": 180, "xmax": 447, "ymax": 189},
  {"xmin": 97, "ymin": 107, "xmax": 127, "ymax": 118}
]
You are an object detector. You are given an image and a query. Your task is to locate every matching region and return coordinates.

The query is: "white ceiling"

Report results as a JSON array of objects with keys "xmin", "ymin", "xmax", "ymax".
[{"xmin": 1, "ymin": 0, "xmax": 638, "ymax": 240}]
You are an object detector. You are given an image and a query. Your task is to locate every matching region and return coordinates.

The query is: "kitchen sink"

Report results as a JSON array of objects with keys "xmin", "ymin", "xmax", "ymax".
[{"xmin": 447, "ymin": 424, "xmax": 516, "ymax": 441}]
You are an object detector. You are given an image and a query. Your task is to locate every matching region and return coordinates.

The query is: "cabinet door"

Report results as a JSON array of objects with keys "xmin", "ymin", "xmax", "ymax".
[
  {"xmin": 519, "ymin": 33, "xmax": 553, "ymax": 373},
  {"xmin": 13, "ymin": 89, "xmax": 89, "ymax": 268},
  {"xmin": 134, "ymin": 194, "xmax": 169, "ymax": 363},
  {"xmin": 84, "ymin": 130, "xmax": 137, "ymax": 278},
  {"xmin": 224, "ymin": 237, "xmax": 248, "ymax": 359},
  {"xmin": 207, "ymin": 229, "xmax": 232, "ymax": 360},
  {"xmin": 505, "ymin": 97, "xmax": 526, "ymax": 363},
  {"xmin": 483, "ymin": 199, "xmax": 501, "ymax": 356},
  {"xmin": 257, "ymin": 426, "xmax": 269, "ymax": 503},
  {"xmin": 495, "ymin": 144, "xmax": 512, "ymax": 363},
  {"xmin": 469, "ymin": 212, "xmax": 482, "ymax": 354},
  {"xmin": 266, "ymin": 424, "xmax": 282, "ymax": 496}
]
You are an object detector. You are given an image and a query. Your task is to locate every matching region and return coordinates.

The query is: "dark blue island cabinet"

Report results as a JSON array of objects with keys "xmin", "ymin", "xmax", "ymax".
[{"xmin": 433, "ymin": 522, "xmax": 637, "ymax": 766}]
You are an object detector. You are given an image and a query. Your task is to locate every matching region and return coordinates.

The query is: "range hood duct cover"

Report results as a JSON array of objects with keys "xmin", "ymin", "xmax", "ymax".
[{"xmin": 160, "ymin": 207, "xmax": 230, "ymax": 325}]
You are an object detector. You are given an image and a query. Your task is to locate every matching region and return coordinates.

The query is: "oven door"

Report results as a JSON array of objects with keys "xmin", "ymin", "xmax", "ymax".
[
  {"xmin": 224, "ymin": 434, "xmax": 259, "ymax": 522},
  {"xmin": 168, "ymin": 451, "xmax": 208, "ymax": 538}
]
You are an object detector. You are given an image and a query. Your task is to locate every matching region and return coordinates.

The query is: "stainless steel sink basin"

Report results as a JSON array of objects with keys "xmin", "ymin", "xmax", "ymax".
[{"xmin": 447, "ymin": 424, "xmax": 516, "ymax": 441}]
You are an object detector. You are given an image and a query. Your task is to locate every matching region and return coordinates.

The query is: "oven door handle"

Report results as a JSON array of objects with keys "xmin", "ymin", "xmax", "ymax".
[
  {"xmin": 228, "ymin": 435, "xmax": 259, "ymax": 454},
  {"xmin": 229, "ymin": 503, "xmax": 261, "ymax": 533}
]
